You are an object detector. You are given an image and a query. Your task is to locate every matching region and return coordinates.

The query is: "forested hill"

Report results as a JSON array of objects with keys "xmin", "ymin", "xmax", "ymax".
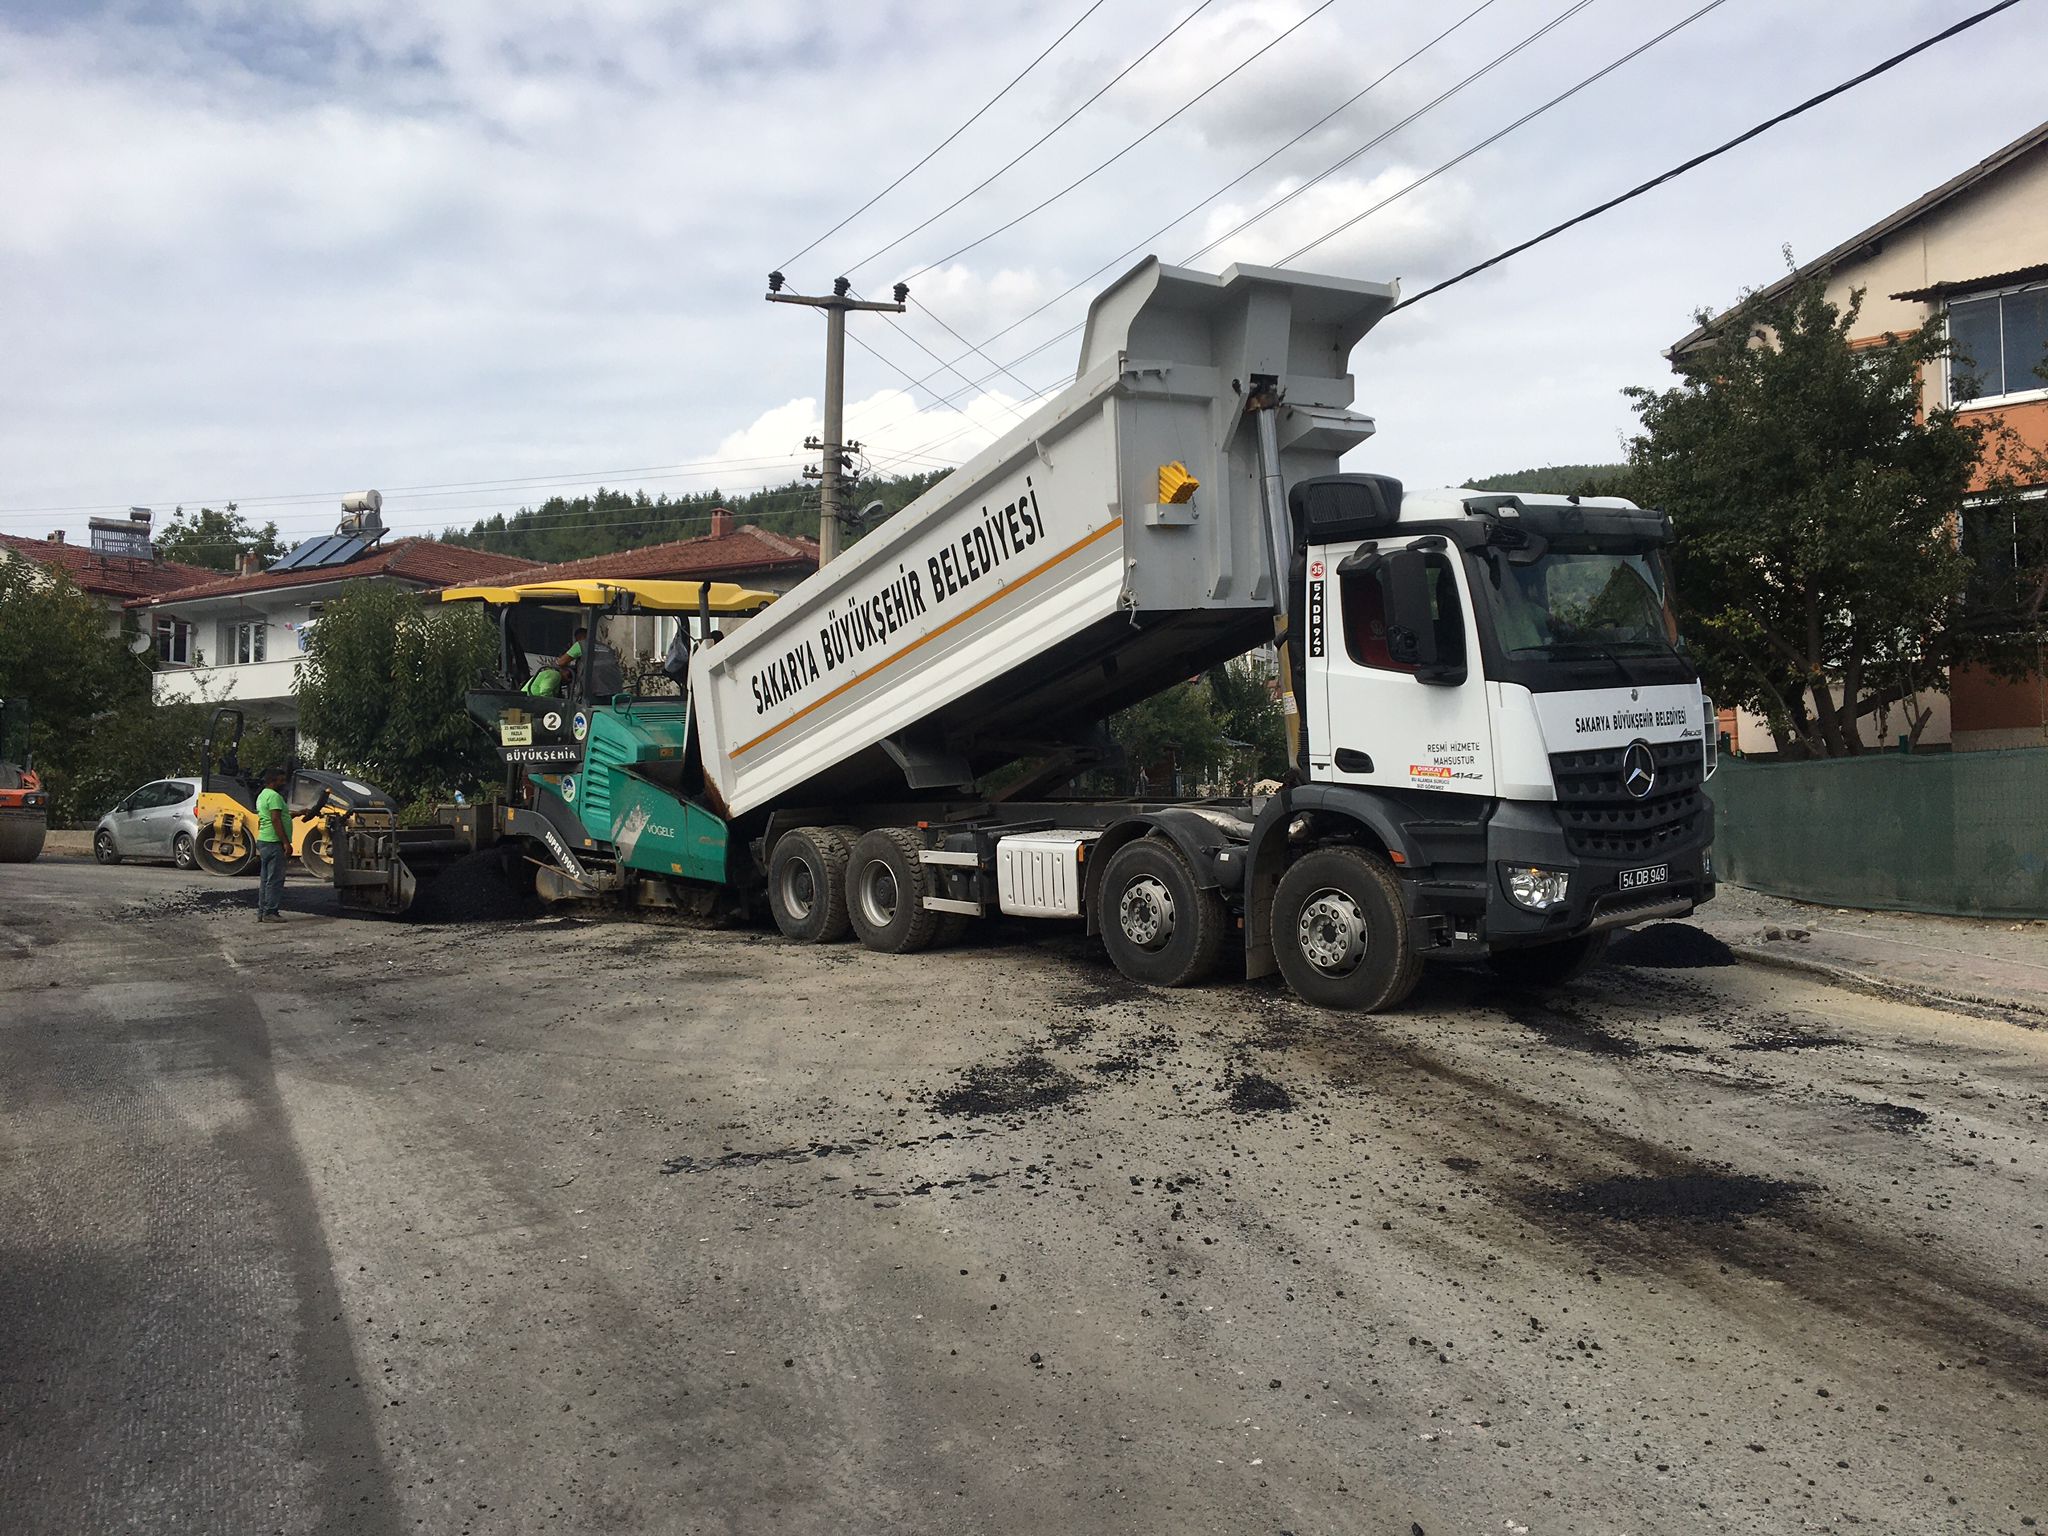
[
  {"xmin": 437, "ymin": 470, "xmax": 946, "ymax": 565},
  {"xmin": 1464, "ymin": 464, "xmax": 1630, "ymax": 495}
]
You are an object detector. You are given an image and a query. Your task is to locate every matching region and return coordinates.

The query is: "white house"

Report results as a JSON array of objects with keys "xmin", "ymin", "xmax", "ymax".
[{"xmin": 130, "ymin": 537, "xmax": 530, "ymax": 734}]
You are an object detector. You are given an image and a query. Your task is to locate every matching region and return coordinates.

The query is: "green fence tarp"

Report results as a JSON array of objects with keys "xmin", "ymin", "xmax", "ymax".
[{"xmin": 1712, "ymin": 749, "xmax": 2048, "ymax": 918}]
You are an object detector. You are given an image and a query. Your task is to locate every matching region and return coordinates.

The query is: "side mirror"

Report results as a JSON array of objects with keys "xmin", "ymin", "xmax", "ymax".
[{"xmin": 1384, "ymin": 549, "xmax": 1465, "ymax": 687}]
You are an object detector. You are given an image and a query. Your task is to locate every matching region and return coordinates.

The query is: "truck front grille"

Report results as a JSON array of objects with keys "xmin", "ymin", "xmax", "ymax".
[{"xmin": 1548, "ymin": 740, "xmax": 1706, "ymax": 862}]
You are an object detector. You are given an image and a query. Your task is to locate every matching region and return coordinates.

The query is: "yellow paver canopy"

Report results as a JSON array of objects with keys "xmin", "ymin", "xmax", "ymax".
[{"xmin": 439, "ymin": 578, "xmax": 778, "ymax": 614}]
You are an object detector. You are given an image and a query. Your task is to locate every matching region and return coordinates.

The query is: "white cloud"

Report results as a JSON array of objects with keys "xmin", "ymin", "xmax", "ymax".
[{"xmin": 1, "ymin": 0, "xmax": 2044, "ymax": 543}]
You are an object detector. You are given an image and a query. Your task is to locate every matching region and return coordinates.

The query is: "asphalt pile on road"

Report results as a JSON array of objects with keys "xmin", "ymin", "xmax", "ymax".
[
  {"xmin": 931, "ymin": 1052, "xmax": 1089, "ymax": 1117},
  {"xmin": 1607, "ymin": 921, "xmax": 1737, "ymax": 968},
  {"xmin": 1550, "ymin": 1170, "xmax": 1809, "ymax": 1223},
  {"xmin": 404, "ymin": 850, "xmax": 546, "ymax": 925}
]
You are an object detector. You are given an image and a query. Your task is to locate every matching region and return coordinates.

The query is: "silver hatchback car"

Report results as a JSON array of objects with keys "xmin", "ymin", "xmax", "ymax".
[{"xmin": 94, "ymin": 776, "xmax": 204, "ymax": 868}]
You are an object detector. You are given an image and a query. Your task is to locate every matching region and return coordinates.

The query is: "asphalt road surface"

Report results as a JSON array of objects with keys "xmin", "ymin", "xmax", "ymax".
[{"xmin": 3, "ymin": 856, "xmax": 2043, "ymax": 1535}]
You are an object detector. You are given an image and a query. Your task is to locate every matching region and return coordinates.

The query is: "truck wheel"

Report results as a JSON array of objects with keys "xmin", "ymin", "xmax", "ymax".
[
  {"xmin": 1489, "ymin": 931, "xmax": 1609, "ymax": 987},
  {"xmin": 1273, "ymin": 847, "xmax": 1421, "ymax": 1013},
  {"xmin": 767, "ymin": 826, "xmax": 852, "ymax": 943},
  {"xmin": 846, "ymin": 828, "xmax": 939, "ymax": 954},
  {"xmin": 1098, "ymin": 837, "xmax": 1223, "ymax": 988}
]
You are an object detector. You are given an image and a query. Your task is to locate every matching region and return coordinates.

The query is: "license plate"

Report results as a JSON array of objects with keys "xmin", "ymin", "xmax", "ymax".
[
  {"xmin": 1619, "ymin": 863, "xmax": 1668, "ymax": 892},
  {"xmin": 500, "ymin": 722, "xmax": 533, "ymax": 746}
]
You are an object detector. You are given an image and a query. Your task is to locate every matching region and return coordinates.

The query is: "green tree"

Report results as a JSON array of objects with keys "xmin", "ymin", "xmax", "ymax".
[
  {"xmin": 437, "ymin": 471, "xmax": 945, "ymax": 564},
  {"xmin": 1464, "ymin": 464, "xmax": 1629, "ymax": 495},
  {"xmin": 153, "ymin": 503, "xmax": 284, "ymax": 571},
  {"xmin": 1206, "ymin": 656, "xmax": 1287, "ymax": 784},
  {"xmin": 1622, "ymin": 273, "xmax": 2029, "ymax": 757},
  {"xmin": 295, "ymin": 583, "xmax": 499, "ymax": 806},
  {"xmin": 0, "ymin": 561, "xmax": 167, "ymax": 818},
  {"xmin": 1110, "ymin": 679, "xmax": 1224, "ymax": 792}
]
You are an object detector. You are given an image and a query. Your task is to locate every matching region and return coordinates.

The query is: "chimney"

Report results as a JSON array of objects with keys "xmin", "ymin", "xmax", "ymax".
[
  {"xmin": 708, "ymin": 506, "xmax": 733, "ymax": 539},
  {"xmin": 236, "ymin": 551, "xmax": 262, "ymax": 577},
  {"xmin": 46, "ymin": 530, "xmax": 65, "ymax": 544}
]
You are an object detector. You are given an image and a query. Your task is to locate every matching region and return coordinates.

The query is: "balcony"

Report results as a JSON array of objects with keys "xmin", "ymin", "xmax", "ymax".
[{"xmin": 152, "ymin": 655, "xmax": 304, "ymax": 710}]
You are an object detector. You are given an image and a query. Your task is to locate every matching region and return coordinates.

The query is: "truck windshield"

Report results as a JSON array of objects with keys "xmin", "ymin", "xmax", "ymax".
[{"xmin": 1479, "ymin": 548, "xmax": 1679, "ymax": 658}]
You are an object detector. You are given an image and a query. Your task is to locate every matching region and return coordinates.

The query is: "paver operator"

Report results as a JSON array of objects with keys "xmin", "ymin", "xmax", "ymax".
[{"xmin": 524, "ymin": 627, "xmax": 587, "ymax": 698}]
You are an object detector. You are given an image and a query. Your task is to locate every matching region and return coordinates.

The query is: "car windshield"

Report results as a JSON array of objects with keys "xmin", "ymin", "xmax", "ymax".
[{"xmin": 1480, "ymin": 548, "xmax": 1679, "ymax": 657}]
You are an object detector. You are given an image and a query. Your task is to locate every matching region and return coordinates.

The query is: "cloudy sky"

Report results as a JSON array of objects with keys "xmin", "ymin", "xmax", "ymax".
[{"xmin": 2, "ymin": 0, "xmax": 2041, "ymax": 556}]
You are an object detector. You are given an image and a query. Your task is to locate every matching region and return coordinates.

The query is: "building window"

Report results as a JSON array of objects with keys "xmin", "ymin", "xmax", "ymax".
[
  {"xmin": 1949, "ymin": 282, "xmax": 2048, "ymax": 404},
  {"xmin": 231, "ymin": 620, "xmax": 266, "ymax": 665},
  {"xmin": 154, "ymin": 617, "xmax": 192, "ymax": 665},
  {"xmin": 1963, "ymin": 490, "xmax": 2048, "ymax": 618}
]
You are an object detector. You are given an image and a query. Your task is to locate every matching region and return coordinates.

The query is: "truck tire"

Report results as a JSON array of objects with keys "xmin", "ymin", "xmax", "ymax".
[
  {"xmin": 845, "ymin": 827, "xmax": 939, "ymax": 954},
  {"xmin": 1272, "ymin": 847, "xmax": 1422, "ymax": 1013},
  {"xmin": 1098, "ymin": 837, "xmax": 1223, "ymax": 988},
  {"xmin": 1489, "ymin": 931, "xmax": 1609, "ymax": 987},
  {"xmin": 768, "ymin": 826, "xmax": 852, "ymax": 943}
]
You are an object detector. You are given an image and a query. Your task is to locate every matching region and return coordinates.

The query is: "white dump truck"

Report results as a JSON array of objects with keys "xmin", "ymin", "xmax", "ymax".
[{"xmin": 426, "ymin": 258, "xmax": 1716, "ymax": 1012}]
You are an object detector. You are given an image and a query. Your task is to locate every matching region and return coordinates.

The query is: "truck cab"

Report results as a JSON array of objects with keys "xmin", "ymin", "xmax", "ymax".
[{"xmin": 1283, "ymin": 476, "xmax": 1712, "ymax": 986}]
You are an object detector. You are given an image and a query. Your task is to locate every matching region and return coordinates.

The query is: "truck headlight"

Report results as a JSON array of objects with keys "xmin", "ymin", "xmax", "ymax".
[{"xmin": 1505, "ymin": 866, "xmax": 1571, "ymax": 911}]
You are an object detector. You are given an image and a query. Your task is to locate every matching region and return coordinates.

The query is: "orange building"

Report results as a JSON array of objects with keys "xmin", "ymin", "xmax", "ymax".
[{"xmin": 1673, "ymin": 121, "xmax": 2048, "ymax": 751}]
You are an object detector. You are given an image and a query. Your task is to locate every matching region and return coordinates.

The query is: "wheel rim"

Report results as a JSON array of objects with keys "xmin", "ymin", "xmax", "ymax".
[
  {"xmin": 779, "ymin": 856, "xmax": 817, "ymax": 921},
  {"xmin": 301, "ymin": 827, "xmax": 332, "ymax": 874},
  {"xmin": 174, "ymin": 835, "xmax": 195, "ymax": 869},
  {"xmin": 205, "ymin": 823, "xmax": 247, "ymax": 861},
  {"xmin": 1296, "ymin": 887, "xmax": 1367, "ymax": 977},
  {"xmin": 95, "ymin": 832, "xmax": 115, "ymax": 862},
  {"xmin": 856, "ymin": 858, "xmax": 899, "ymax": 929},
  {"xmin": 1117, "ymin": 874, "xmax": 1176, "ymax": 951}
]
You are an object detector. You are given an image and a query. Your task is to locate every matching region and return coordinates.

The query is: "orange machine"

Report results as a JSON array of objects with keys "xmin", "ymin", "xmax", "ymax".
[{"xmin": 0, "ymin": 698, "xmax": 47, "ymax": 863}]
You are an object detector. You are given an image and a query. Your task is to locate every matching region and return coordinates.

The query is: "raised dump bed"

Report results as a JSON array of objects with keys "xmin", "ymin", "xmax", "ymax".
[{"xmin": 690, "ymin": 258, "xmax": 1398, "ymax": 818}]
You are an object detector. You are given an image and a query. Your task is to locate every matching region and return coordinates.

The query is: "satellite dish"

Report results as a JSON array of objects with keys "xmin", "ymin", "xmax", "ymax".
[{"xmin": 128, "ymin": 629, "xmax": 154, "ymax": 654}]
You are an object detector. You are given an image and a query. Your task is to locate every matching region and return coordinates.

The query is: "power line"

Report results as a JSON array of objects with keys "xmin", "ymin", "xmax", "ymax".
[
  {"xmin": 903, "ymin": 0, "xmax": 1338, "ymax": 282},
  {"xmin": 1387, "ymin": 0, "xmax": 2034, "ymax": 311},
  {"xmin": 1278, "ymin": 0, "xmax": 1732, "ymax": 266},
  {"xmin": 842, "ymin": 0, "xmax": 1220, "ymax": 279},
  {"xmin": 1180, "ymin": 0, "xmax": 1600, "ymax": 266},
  {"xmin": 859, "ymin": 0, "xmax": 1725, "ymax": 421},
  {"xmin": 841, "ymin": 0, "xmax": 1537, "ymax": 413},
  {"xmin": 778, "ymin": 0, "xmax": 1108, "ymax": 272}
]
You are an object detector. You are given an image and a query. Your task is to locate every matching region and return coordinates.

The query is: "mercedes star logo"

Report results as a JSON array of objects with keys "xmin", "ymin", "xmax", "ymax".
[{"xmin": 1621, "ymin": 740, "xmax": 1658, "ymax": 800}]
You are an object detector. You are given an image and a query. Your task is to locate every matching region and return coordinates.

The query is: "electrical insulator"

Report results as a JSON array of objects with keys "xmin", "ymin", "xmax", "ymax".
[
  {"xmin": 767, "ymin": 271, "xmax": 785, "ymax": 292},
  {"xmin": 833, "ymin": 276, "xmax": 851, "ymax": 297},
  {"xmin": 893, "ymin": 283, "xmax": 909, "ymax": 304}
]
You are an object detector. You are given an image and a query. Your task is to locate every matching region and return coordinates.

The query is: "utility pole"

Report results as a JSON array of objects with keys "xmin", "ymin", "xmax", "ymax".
[{"xmin": 765, "ymin": 273, "xmax": 906, "ymax": 565}]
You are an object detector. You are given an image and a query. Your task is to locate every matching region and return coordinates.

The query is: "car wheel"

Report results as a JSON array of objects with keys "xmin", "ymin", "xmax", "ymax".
[
  {"xmin": 94, "ymin": 830, "xmax": 121, "ymax": 865},
  {"xmin": 1489, "ymin": 931, "xmax": 1610, "ymax": 987},
  {"xmin": 1097, "ymin": 837, "xmax": 1223, "ymax": 988},
  {"xmin": 845, "ymin": 828, "xmax": 939, "ymax": 954},
  {"xmin": 767, "ymin": 826, "xmax": 852, "ymax": 943},
  {"xmin": 172, "ymin": 832, "xmax": 198, "ymax": 870},
  {"xmin": 1272, "ymin": 846, "xmax": 1422, "ymax": 1013}
]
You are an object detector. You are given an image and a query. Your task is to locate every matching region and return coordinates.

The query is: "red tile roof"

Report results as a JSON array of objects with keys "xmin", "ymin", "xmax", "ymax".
[
  {"xmin": 498, "ymin": 525, "xmax": 820, "ymax": 585},
  {"xmin": 1, "ymin": 533, "xmax": 218, "ymax": 600},
  {"xmin": 127, "ymin": 537, "xmax": 531, "ymax": 607}
]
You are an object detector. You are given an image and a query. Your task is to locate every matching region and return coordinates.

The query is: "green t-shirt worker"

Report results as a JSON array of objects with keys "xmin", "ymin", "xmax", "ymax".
[
  {"xmin": 524, "ymin": 628, "xmax": 587, "ymax": 698},
  {"xmin": 254, "ymin": 765, "xmax": 290, "ymax": 923}
]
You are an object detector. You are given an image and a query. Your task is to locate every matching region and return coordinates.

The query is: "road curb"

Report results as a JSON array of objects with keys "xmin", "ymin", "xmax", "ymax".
[{"xmin": 1725, "ymin": 940, "xmax": 2046, "ymax": 1027}]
